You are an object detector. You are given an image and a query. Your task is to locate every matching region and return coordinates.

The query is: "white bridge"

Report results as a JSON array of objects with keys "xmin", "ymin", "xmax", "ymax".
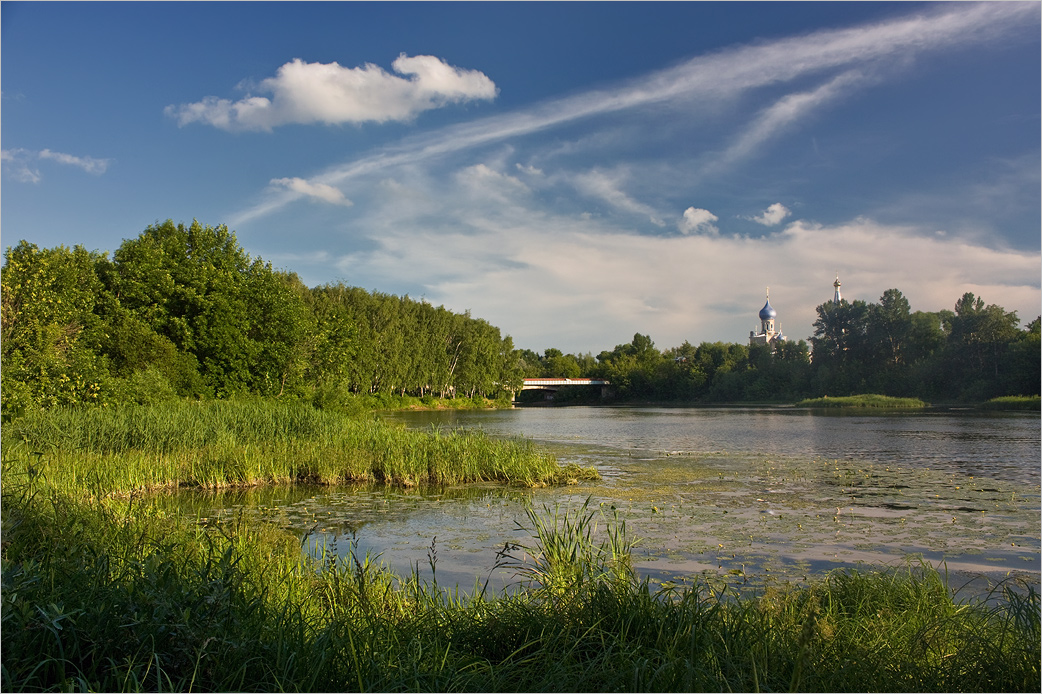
[{"xmin": 520, "ymin": 378, "xmax": 610, "ymax": 391}]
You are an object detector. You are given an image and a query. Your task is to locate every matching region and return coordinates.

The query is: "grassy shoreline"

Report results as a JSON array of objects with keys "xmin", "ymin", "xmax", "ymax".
[
  {"xmin": 2, "ymin": 485, "xmax": 1037, "ymax": 692},
  {"xmin": 1, "ymin": 400, "xmax": 598, "ymax": 494},
  {"xmin": 2, "ymin": 400, "xmax": 1038, "ymax": 691}
]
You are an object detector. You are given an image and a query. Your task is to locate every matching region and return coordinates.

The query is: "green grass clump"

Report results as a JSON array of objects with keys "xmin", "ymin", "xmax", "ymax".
[
  {"xmin": 797, "ymin": 394, "xmax": 929, "ymax": 409},
  {"xmin": 0, "ymin": 400, "xmax": 597, "ymax": 495},
  {"xmin": 2, "ymin": 485, "xmax": 1038, "ymax": 693},
  {"xmin": 979, "ymin": 395, "xmax": 1041, "ymax": 411}
]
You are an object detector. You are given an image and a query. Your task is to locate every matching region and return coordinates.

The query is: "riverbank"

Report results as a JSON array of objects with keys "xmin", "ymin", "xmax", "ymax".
[
  {"xmin": 0, "ymin": 400, "xmax": 597, "ymax": 494},
  {"xmin": 2, "ymin": 484, "xmax": 1037, "ymax": 692}
]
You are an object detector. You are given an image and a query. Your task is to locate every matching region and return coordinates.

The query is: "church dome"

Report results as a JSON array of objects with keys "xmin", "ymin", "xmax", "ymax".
[{"xmin": 759, "ymin": 299, "xmax": 777, "ymax": 321}]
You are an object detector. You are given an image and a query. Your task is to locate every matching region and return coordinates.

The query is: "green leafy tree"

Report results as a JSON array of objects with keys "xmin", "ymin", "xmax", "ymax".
[{"xmin": 1, "ymin": 242, "xmax": 112, "ymax": 416}]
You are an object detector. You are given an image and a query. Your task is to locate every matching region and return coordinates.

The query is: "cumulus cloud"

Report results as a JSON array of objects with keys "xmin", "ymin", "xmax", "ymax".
[
  {"xmin": 2, "ymin": 148, "xmax": 110, "ymax": 182},
  {"xmin": 750, "ymin": 203, "xmax": 792, "ymax": 226},
  {"xmin": 231, "ymin": 2, "xmax": 1037, "ymax": 225},
  {"xmin": 679, "ymin": 207, "xmax": 719, "ymax": 235},
  {"xmin": 167, "ymin": 54, "xmax": 497, "ymax": 131},
  {"xmin": 269, "ymin": 177, "xmax": 353, "ymax": 206},
  {"xmin": 331, "ymin": 202, "xmax": 1040, "ymax": 353}
]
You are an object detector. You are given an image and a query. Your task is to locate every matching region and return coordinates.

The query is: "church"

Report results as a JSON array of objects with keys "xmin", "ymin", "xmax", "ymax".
[
  {"xmin": 748, "ymin": 276, "xmax": 842, "ymax": 348},
  {"xmin": 749, "ymin": 290, "xmax": 785, "ymax": 348}
]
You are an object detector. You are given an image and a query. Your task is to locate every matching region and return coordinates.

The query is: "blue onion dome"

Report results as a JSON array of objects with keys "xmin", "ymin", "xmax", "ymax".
[{"xmin": 759, "ymin": 299, "xmax": 777, "ymax": 321}]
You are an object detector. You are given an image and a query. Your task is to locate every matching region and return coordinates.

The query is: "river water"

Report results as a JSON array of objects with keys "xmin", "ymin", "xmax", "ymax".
[{"xmin": 182, "ymin": 406, "xmax": 1041, "ymax": 593}]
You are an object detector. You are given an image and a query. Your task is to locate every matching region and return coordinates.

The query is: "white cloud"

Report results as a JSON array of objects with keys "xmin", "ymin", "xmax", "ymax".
[
  {"xmin": 572, "ymin": 169, "xmax": 665, "ymax": 226},
  {"xmin": 38, "ymin": 149, "xmax": 111, "ymax": 174},
  {"xmin": 750, "ymin": 203, "xmax": 792, "ymax": 227},
  {"xmin": 231, "ymin": 2, "xmax": 1037, "ymax": 225},
  {"xmin": 679, "ymin": 207, "xmax": 719, "ymax": 235},
  {"xmin": 269, "ymin": 177, "xmax": 353, "ymax": 206},
  {"xmin": 168, "ymin": 54, "xmax": 497, "ymax": 131},
  {"xmin": 707, "ymin": 71, "xmax": 868, "ymax": 173},
  {"xmin": 1, "ymin": 149, "xmax": 41, "ymax": 183},
  {"xmin": 1, "ymin": 148, "xmax": 110, "ymax": 182},
  {"xmin": 329, "ymin": 203, "xmax": 1040, "ymax": 353}
]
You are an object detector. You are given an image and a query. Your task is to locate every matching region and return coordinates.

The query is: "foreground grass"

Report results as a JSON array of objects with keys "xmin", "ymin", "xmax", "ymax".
[
  {"xmin": 797, "ymin": 394, "xmax": 929, "ymax": 409},
  {"xmin": 2, "ymin": 486, "xmax": 1037, "ymax": 693},
  {"xmin": 0, "ymin": 400, "xmax": 597, "ymax": 494}
]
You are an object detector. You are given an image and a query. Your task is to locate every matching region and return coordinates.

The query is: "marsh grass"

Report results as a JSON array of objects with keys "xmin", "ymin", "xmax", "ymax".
[
  {"xmin": 3, "ymin": 481, "xmax": 1038, "ymax": 693},
  {"xmin": 980, "ymin": 395, "xmax": 1041, "ymax": 410},
  {"xmin": 796, "ymin": 394, "xmax": 929, "ymax": 409},
  {"xmin": 1, "ymin": 401, "xmax": 596, "ymax": 495},
  {"xmin": 2, "ymin": 472, "xmax": 1039, "ymax": 692}
]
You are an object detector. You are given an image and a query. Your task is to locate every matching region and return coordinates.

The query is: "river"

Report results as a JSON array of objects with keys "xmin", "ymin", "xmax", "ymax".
[{"xmin": 180, "ymin": 406, "xmax": 1041, "ymax": 593}]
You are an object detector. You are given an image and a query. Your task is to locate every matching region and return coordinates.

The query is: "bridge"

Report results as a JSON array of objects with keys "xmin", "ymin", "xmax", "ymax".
[
  {"xmin": 520, "ymin": 378, "xmax": 611, "ymax": 391},
  {"xmin": 517, "ymin": 378, "xmax": 612, "ymax": 402}
]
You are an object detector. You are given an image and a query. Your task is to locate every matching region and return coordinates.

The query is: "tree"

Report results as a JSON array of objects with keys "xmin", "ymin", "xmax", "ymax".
[
  {"xmin": 1, "ymin": 241, "xmax": 112, "ymax": 415},
  {"xmin": 106, "ymin": 220, "xmax": 309, "ymax": 397},
  {"xmin": 942, "ymin": 292, "xmax": 1022, "ymax": 399}
]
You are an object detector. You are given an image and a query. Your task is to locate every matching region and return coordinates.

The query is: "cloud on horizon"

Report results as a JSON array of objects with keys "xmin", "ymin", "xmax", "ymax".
[
  {"xmin": 315, "ymin": 201, "xmax": 1040, "ymax": 352},
  {"xmin": 167, "ymin": 54, "xmax": 497, "ymax": 131},
  {"xmin": 225, "ymin": 2, "xmax": 1038, "ymax": 352}
]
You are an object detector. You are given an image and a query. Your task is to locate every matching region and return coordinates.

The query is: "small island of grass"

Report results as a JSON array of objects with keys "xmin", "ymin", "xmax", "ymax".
[
  {"xmin": 795, "ymin": 394, "xmax": 929, "ymax": 409},
  {"xmin": 979, "ymin": 395, "xmax": 1041, "ymax": 411}
]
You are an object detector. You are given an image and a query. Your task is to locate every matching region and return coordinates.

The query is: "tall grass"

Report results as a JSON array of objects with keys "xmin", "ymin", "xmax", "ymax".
[
  {"xmin": 1, "ymin": 400, "xmax": 597, "ymax": 495},
  {"xmin": 3, "ymin": 481, "xmax": 1038, "ymax": 692},
  {"xmin": 980, "ymin": 395, "xmax": 1041, "ymax": 410},
  {"xmin": 796, "ymin": 394, "xmax": 929, "ymax": 409}
]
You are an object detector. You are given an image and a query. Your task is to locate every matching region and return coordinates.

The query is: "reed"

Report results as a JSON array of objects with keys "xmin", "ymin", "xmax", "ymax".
[
  {"xmin": 979, "ymin": 395, "xmax": 1041, "ymax": 410},
  {"xmin": 796, "ymin": 394, "xmax": 929, "ymax": 409},
  {"xmin": 1, "ymin": 400, "xmax": 597, "ymax": 495},
  {"xmin": 3, "ymin": 404, "xmax": 1037, "ymax": 692},
  {"xmin": 3, "ymin": 483, "xmax": 1037, "ymax": 693}
]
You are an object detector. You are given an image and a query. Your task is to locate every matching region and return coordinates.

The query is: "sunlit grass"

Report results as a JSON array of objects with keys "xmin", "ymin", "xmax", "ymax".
[
  {"xmin": 0, "ymin": 400, "xmax": 598, "ymax": 495},
  {"xmin": 980, "ymin": 395, "xmax": 1041, "ymax": 411},
  {"xmin": 796, "ymin": 394, "xmax": 929, "ymax": 409},
  {"xmin": 2, "ymin": 483, "xmax": 1037, "ymax": 692}
]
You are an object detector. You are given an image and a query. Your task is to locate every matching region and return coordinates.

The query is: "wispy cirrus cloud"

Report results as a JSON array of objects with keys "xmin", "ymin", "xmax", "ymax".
[
  {"xmin": 328, "ymin": 169, "xmax": 1040, "ymax": 351},
  {"xmin": 573, "ymin": 168, "xmax": 665, "ymax": 226},
  {"xmin": 228, "ymin": 1, "xmax": 1036, "ymax": 225},
  {"xmin": 1, "ymin": 148, "xmax": 111, "ymax": 182},
  {"xmin": 167, "ymin": 54, "xmax": 497, "ymax": 132}
]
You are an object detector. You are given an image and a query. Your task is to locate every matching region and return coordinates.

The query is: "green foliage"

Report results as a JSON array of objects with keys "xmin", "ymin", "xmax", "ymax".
[
  {"xmin": 1, "ymin": 242, "xmax": 113, "ymax": 417},
  {"xmin": 4, "ymin": 225, "xmax": 1035, "ymax": 413},
  {"xmin": 979, "ymin": 395, "xmax": 1041, "ymax": 411},
  {"xmin": 3, "ymin": 480, "xmax": 1038, "ymax": 692},
  {"xmin": 2, "ymin": 222, "xmax": 527, "ymax": 416},
  {"xmin": 1, "ymin": 400, "xmax": 598, "ymax": 493},
  {"xmin": 796, "ymin": 394, "xmax": 929, "ymax": 409}
]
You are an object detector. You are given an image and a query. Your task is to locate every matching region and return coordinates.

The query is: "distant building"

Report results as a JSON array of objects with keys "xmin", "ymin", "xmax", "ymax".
[
  {"xmin": 749, "ymin": 289, "xmax": 786, "ymax": 348},
  {"xmin": 833, "ymin": 274, "xmax": 842, "ymax": 304}
]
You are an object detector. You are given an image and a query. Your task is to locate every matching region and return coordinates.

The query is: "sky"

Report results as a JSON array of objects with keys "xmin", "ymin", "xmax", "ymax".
[{"xmin": 2, "ymin": 1, "xmax": 1040, "ymax": 355}]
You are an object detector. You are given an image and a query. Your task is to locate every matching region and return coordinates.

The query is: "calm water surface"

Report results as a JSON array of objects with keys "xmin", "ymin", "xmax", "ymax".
[{"xmin": 187, "ymin": 407, "xmax": 1041, "ymax": 592}]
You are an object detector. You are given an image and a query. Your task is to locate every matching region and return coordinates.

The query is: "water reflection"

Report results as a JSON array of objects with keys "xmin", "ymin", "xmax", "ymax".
[{"xmin": 164, "ymin": 407, "xmax": 1040, "ymax": 593}]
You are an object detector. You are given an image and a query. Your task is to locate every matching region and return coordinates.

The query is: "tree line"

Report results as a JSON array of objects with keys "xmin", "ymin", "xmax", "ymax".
[
  {"xmin": 519, "ymin": 291, "xmax": 1038, "ymax": 403},
  {"xmin": 1, "ymin": 221, "xmax": 523, "ymax": 419},
  {"xmin": 3, "ymin": 220, "xmax": 1037, "ymax": 418}
]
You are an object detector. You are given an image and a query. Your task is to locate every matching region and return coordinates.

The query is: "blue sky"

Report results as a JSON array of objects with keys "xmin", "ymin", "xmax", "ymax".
[{"xmin": 3, "ymin": 1, "xmax": 1039, "ymax": 354}]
